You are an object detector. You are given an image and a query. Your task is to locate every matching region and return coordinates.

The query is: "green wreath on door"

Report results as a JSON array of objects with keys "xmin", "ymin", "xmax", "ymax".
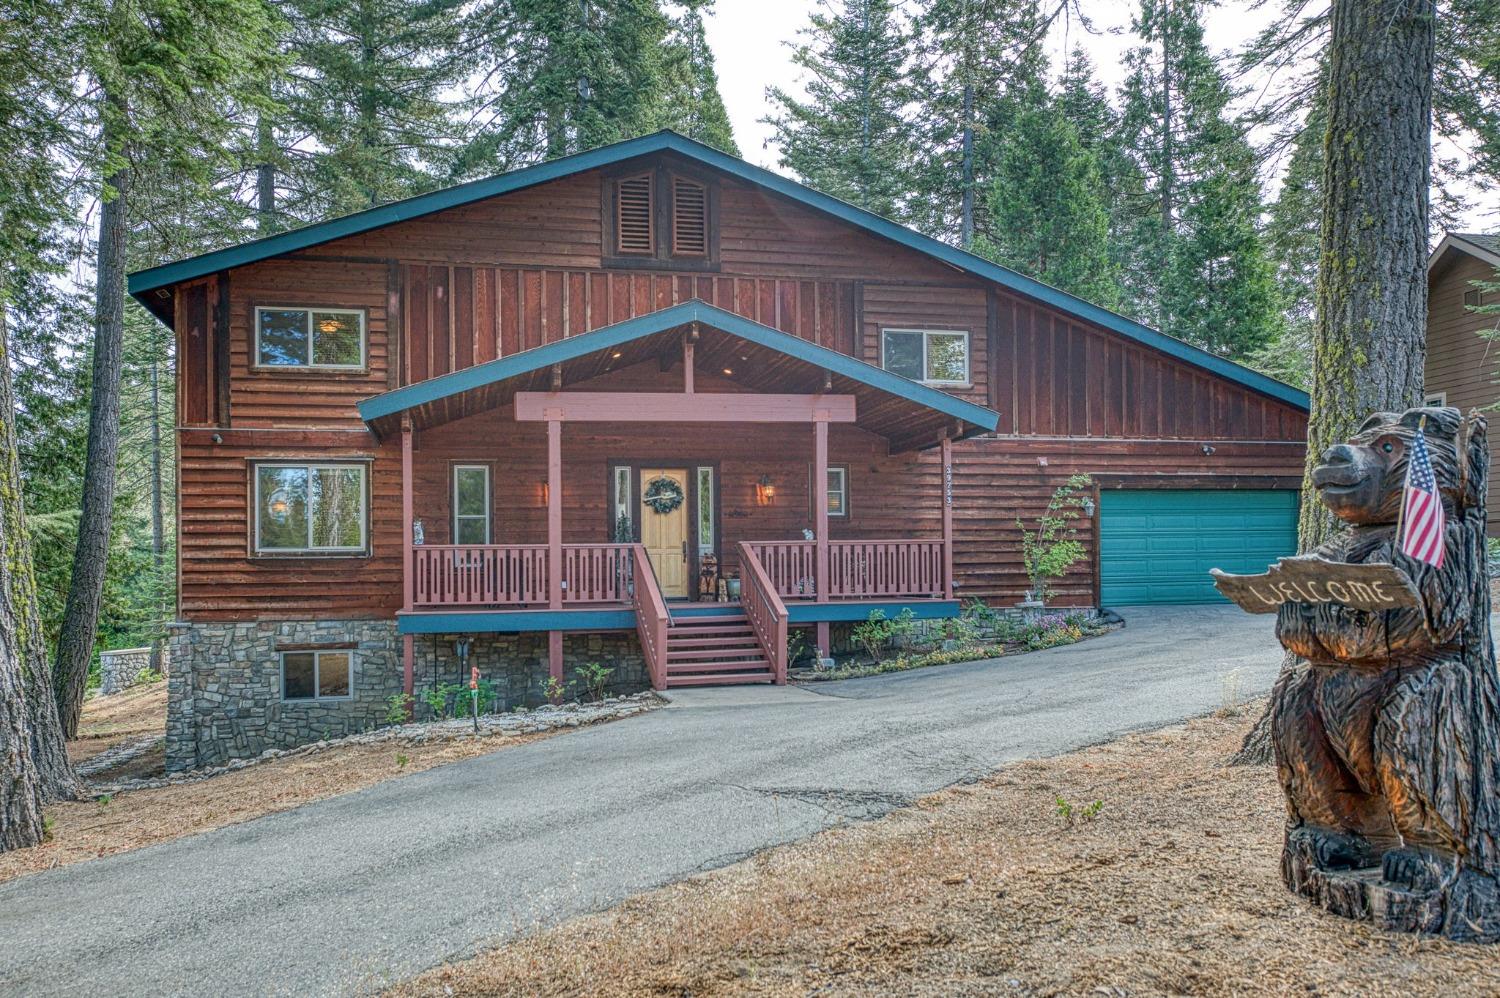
[{"xmin": 642, "ymin": 475, "xmax": 685, "ymax": 515}]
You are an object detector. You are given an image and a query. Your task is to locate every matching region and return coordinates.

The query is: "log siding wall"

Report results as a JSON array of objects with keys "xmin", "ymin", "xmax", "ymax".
[{"xmin": 173, "ymin": 152, "xmax": 1308, "ymax": 619}]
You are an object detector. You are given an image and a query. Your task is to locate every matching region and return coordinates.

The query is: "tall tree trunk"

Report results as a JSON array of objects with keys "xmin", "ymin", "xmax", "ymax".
[
  {"xmin": 55, "ymin": 143, "xmax": 130, "ymax": 740},
  {"xmin": 960, "ymin": 84, "xmax": 974, "ymax": 249},
  {"xmin": 255, "ymin": 113, "xmax": 276, "ymax": 233},
  {"xmin": 1232, "ymin": 0, "xmax": 1433, "ymax": 765},
  {"xmin": 1, "ymin": 304, "xmax": 73, "ymax": 849}
]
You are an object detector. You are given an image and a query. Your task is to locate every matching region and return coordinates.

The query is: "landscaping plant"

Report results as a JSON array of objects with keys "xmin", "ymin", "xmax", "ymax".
[
  {"xmin": 576, "ymin": 662, "xmax": 613, "ymax": 703},
  {"xmin": 384, "ymin": 693, "xmax": 415, "ymax": 725},
  {"xmin": 1017, "ymin": 474, "xmax": 1093, "ymax": 605}
]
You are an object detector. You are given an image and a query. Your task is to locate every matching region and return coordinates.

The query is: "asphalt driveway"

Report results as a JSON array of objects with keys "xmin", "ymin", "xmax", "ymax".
[{"xmin": 0, "ymin": 605, "xmax": 1281, "ymax": 996}]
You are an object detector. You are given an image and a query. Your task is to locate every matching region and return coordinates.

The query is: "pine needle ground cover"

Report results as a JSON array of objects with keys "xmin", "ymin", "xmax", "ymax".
[{"xmin": 395, "ymin": 706, "xmax": 1499, "ymax": 997}]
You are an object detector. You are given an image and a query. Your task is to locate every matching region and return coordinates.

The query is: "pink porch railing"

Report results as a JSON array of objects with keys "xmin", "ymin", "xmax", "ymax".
[
  {"xmin": 628, "ymin": 543, "xmax": 670, "ymax": 689},
  {"xmin": 737, "ymin": 542, "xmax": 788, "ymax": 684},
  {"xmin": 743, "ymin": 539, "xmax": 947, "ymax": 600},
  {"xmin": 413, "ymin": 544, "xmax": 549, "ymax": 607},
  {"xmin": 413, "ymin": 542, "xmax": 635, "ymax": 607}
]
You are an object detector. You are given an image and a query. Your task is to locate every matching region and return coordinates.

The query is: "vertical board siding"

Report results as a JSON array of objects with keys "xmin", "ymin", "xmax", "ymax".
[
  {"xmin": 992, "ymin": 292, "xmax": 1307, "ymax": 441},
  {"xmin": 401, "ymin": 266, "xmax": 855, "ymax": 383}
]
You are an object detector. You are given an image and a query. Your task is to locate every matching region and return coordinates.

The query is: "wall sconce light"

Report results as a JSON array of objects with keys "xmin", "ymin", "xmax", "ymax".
[
  {"xmin": 756, "ymin": 475, "xmax": 776, "ymax": 506},
  {"xmin": 1082, "ymin": 496, "xmax": 1096, "ymax": 517},
  {"xmin": 1036, "ymin": 456, "xmax": 1049, "ymax": 468},
  {"xmin": 540, "ymin": 479, "xmax": 550, "ymax": 506}
]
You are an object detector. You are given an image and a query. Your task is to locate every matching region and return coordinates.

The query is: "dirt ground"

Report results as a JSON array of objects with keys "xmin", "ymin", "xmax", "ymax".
[
  {"xmin": 68, "ymin": 681, "xmax": 169, "ymax": 765},
  {"xmin": 2, "ymin": 719, "xmax": 556, "ymax": 887},
  {"xmin": 396, "ymin": 705, "xmax": 1500, "ymax": 998}
]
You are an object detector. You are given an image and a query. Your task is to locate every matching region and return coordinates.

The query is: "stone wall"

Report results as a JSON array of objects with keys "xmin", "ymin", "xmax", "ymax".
[
  {"xmin": 99, "ymin": 647, "xmax": 158, "ymax": 695},
  {"xmin": 166, "ymin": 620, "xmax": 649, "ymax": 772}
]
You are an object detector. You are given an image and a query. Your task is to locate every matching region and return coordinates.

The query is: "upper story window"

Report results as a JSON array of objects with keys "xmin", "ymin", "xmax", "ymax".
[
  {"xmin": 881, "ymin": 329, "xmax": 970, "ymax": 387},
  {"xmin": 255, "ymin": 306, "xmax": 365, "ymax": 369},
  {"xmin": 254, "ymin": 461, "xmax": 368, "ymax": 555},
  {"xmin": 1465, "ymin": 289, "xmax": 1487, "ymax": 309},
  {"xmin": 452, "ymin": 464, "xmax": 492, "ymax": 545},
  {"xmin": 604, "ymin": 167, "xmax": 717, "ymax": 270},
  {"xmin": 1425, "ymin": 391, "xmax": 1448, "ymax": 407}
]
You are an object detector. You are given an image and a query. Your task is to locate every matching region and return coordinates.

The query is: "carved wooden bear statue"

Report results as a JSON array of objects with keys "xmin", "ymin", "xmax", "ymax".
[{"xmin": 1272, "ymin": 406, "xmax": 1500, "ymax": 941}]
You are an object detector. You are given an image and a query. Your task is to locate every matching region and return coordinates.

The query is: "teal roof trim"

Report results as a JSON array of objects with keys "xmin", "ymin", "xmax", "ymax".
[
  {"xmin": 356, "ymin": 300, "xmax": 1001, "ymax": 433},
  {"xmin": 129, "ymin": 129, "xmax": 1307, "ymax": 412}
]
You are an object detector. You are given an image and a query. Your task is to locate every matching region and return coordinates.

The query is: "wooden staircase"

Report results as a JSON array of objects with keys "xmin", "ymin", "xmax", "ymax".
[{"xmin": 663, "ymin": 608, "xmax": 776, "ymax": 687}]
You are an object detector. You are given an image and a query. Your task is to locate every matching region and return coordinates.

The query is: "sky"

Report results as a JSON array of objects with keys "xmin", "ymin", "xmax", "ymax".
[{"xmin": 702, "ymin": 0, "xmax": 1500, "ymax": 232}]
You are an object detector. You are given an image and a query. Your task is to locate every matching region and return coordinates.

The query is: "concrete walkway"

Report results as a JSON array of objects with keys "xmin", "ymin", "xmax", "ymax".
[{"xmin": 0, "ymin": 605, "xmax": 1280, "ymax": 997}]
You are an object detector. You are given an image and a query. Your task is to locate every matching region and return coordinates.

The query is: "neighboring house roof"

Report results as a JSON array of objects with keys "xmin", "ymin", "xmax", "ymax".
[
  {"xmin": 129, "ymin": 129, "xmax": 1308, "ymax": 412},
  {"xmin": 358, "ymin": 299, "xmax": 1000, "ymax": 449},
  {"xmin": 1429, "ymin": 232, "xmax": 1500, "ymax": 274}
]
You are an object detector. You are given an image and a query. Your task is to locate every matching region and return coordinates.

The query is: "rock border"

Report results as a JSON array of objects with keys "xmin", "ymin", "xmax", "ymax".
[{"xmin": 87, "ymin": 692, "xmax": 664, "ymax": 796}]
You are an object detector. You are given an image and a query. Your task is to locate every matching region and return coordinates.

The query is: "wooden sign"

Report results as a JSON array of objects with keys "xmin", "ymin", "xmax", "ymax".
[{"xmin": 1210, "ymin": 556, "xmax": 1420, "ymax": 614}]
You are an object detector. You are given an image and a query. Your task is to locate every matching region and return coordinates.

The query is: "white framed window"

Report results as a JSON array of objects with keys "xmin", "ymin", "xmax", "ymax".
[
  {"xmin": 253, "ymin": 462, "xmax": 368, "ymax": 554},
  {"xmin": 1425, "ymin": 391, "xmax": 1448, "ymax": 407},
  {"xmin": 880, "ymin": 328, "xmax": 970, "ymax": 386},
  {"xmin": 612, "ymin": 466, "xmax": 633, "ymax": 540},
  {"xmin": 810, "ymin": 465, "xmax": 849, "ymax": 518},
  {"xmin": 281, "ymin": 649, "xmax": 353, "ymax": 701},
  {"xmin": 452, "ymin": 465, "xmax": 491, "ymax": 544},
  {"xmin": 255, "ymin": 307, "xmax": 366, "ymax": 369},
  {"xmin": 696, "ymin": 466, "xmax": 715, "ymax": 553}
]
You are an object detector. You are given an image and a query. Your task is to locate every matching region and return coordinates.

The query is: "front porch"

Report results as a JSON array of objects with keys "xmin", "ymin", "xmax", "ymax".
[{"xmin": 361, "ymin": 300, "xmax": 999, "ymax": 690}]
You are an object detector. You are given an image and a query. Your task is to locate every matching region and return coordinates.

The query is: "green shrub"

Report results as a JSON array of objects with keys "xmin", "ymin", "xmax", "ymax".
[
  {"xmin": 576, "ymin": 661, "xmax": 613, "ymax": 703},
  {"xmin": 384, "ymin": 693, "xmax": 414, "ymax": 725},
  {"xmin": 452, "ymin": 679, "xmax": 497, "ymax": 718}
]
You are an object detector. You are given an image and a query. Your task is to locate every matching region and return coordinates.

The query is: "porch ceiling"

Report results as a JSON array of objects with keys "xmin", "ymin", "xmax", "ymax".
[{"xmin": 359, "ymin": 300, "xmax": 1000, "ymax": 451}]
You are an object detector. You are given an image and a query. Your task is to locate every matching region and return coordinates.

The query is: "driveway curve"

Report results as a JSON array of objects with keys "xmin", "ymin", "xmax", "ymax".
[{"xmin": 0, "ymin": 605, "xmax": 1280, "ymax": 996}]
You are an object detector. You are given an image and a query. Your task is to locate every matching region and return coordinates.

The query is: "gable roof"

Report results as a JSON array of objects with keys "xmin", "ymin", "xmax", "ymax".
[
  {"xmin": 358, "ymin": 299, "xmax": 1000, "ymax": 449},
  {"xmin": 1430, "ymin": 231, "xmax": 1500, "ymax": 274},
  {"xmin": 129, "ymin": 129, "xmax": 1308, "ymax": 412}
]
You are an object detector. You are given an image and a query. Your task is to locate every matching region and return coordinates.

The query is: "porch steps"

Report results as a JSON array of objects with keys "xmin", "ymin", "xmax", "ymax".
[{"xmin": 663, "ymin": 610, "xmax": 774, "ymax": 687}]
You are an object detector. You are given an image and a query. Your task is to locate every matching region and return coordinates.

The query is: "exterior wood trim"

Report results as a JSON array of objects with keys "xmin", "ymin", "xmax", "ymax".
[
  {"xmin": 214, "ymin": 271, "xmax": 231, "ymax": 426},
  {"xmin": 513, "ymin": 391, "xmax": 857, "ymax": 423}
]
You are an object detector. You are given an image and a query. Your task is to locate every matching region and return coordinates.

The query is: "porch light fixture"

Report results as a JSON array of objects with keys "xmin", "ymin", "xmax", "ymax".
[
  {"xmin": 756, "ymin": 475, "xmax": 776, "ymax": 505},
  {"xmin": 1082, "ymin": 497, "xmax": 1096, "ymax": 518},
  {"xmin": 722, "ymin": 367, "xmax": 733, "ymax": 376},
  {"xmin": 540, "ymin": 479, "xmax": 550, "ymax": 506}
]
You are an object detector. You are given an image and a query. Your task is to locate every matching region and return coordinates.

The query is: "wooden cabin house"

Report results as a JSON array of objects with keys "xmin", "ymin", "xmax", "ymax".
[{"xmin": 129, "ymin": 131, "xmax": 1309, "ymax": 770}]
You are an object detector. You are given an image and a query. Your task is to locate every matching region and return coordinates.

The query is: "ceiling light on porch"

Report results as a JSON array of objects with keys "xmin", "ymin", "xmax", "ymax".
[
  {"xmin": 722, "ymin": 367, "xmax": 733, "ymax": 376},
  {"xmin": 756, "ymin": 475, "xmax": 776, "ymax": 505},
  {"xmin": 611, "ymin": 351, "xmax": 622, "ymax": 359}
]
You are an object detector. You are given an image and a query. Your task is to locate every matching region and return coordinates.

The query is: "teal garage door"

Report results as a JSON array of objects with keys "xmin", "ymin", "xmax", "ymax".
[{"xmin": 1099, "ymin": 489, "xmax": 1298, "ymax": 605}]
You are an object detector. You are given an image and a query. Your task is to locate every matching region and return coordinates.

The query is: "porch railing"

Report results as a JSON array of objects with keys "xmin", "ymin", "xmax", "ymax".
[
  {"xmin": 743, "ymin": 538, "xmax": 947, "ymax": 600},
  {"xmin": 737, "ymin": 542, "xmax": 788, "ymax": 684},
  {"xmin": 628, "ymin": 544, "xmax": 670, "ymax": 689},
  {"xmin": 412, "ymin": 542, "xmax": 635, "ymax": 607},
  {"xmin": 413, "ymin": 544, "xmax": 548, "ymax": 606}
]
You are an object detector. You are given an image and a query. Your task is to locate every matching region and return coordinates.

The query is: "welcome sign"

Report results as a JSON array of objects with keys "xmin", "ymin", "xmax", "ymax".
[{"xmin": 1210, "ymin": 556, "xmax": 1421, "ymax": 614}]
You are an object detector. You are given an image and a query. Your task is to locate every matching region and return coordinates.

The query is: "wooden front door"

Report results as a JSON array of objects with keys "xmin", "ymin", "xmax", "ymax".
[{"xmin": 640, "ymin": 468, "xmax": 690, "ymax": 597}]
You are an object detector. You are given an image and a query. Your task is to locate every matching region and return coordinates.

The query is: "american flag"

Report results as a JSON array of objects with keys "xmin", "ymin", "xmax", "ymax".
[{"xmin": 1400, "ymin": 428, "xmax": 1446, "ymax": 568}]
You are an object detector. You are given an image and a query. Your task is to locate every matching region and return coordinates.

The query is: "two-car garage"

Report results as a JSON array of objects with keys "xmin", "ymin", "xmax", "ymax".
[{"xmin": 1098, "ymin": 489, "xmax": 1300, "ymax": 605}]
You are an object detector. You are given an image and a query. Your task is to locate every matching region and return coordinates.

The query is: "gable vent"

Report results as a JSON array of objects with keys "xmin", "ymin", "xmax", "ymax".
[
  {"xmin": 615, "ymin": 173, "xmax": 654, "ymax": 254},
  {"xmin": 671, "ymin": 176, "xmax": 708, "ymax": 256}
]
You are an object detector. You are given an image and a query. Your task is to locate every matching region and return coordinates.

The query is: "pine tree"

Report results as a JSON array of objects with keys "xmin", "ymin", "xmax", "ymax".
[
  {"xmin": 54, "ymin": 0, "xmax": 281, "ymax": 739},
  {"xmin": 274, "ymin": 0, "xmax": 468, "ymax": 219},
  {"xmin": 765, "ymin": 0, "xmax": 917, "ymax": 221},
  {"xmin": 1117, "ymin": 0, "xmax": 1279, "ymax": 357},
  {"xmin": 975, "ymin": 79, "xmax": 1120, "ymax": 308},
  {"xmin": 652, "ymin": 0, "xmax": 737, "ymax": 154},
  {"xmin": 459, "ymin": 0, "xmax": 672, "ymax": 173},
  {"xmin": 908, "ymin": 0, "xmax": 1050, "ymax": 243}
]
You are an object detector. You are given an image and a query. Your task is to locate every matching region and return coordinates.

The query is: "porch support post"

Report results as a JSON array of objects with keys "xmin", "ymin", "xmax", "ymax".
[
  {"xmin": 814, "ymin": 414, "xmax": 829, "ymax": 604},
  {"xmin": 547, "ymin": 415, "xmax": 564, "ymax": 681},
  {"xmin": 941, "ymin": 434, "xmax": 954, "ymax": 600},
  {"xmin": 401, "ymin": 415, "xmax": 415, "ymax": 700}
]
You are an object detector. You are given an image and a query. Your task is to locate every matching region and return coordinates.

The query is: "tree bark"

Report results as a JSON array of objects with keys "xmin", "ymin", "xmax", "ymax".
[
  {"xmin": 1, "ymin": 297, "xmax": 80, "ymax": 801},
  {"xmin": 1, "ymin": 306, "xmax": 58, "ymax": 852},
  {"xmin": 55, "ymin": 143, "xmax": 130, "ymax": 740},
  {"xmin": 1231, "ymin": 0, "xmax": 1433, "ymax": 766}
]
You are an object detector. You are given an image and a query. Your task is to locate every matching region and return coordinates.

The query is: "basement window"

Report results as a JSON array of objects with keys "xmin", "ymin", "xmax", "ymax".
[{"xmin": 281, "ymin": 650, "xmax": 352, "ymax": 701}]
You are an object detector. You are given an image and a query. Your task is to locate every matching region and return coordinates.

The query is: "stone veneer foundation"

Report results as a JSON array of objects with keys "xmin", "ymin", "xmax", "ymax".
[{"xmin": 166, "ymin": 620, "xmax": 649, "ymax": 772}]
